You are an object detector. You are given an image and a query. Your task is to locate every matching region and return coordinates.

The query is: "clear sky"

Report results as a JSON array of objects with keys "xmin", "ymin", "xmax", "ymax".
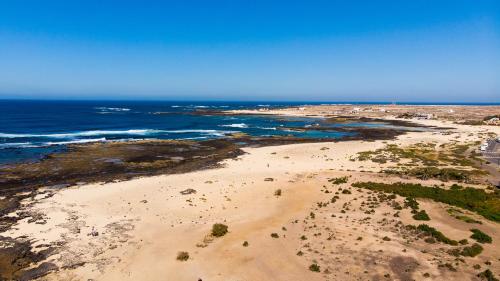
[{"xmin": 0, "ymin": 1, "xmax": 498, "ymax": 102}]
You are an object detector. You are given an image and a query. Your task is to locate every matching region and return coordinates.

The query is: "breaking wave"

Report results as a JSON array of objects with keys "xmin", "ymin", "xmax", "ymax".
[
  {"xmin": 43, "ymin": 138, "xmax": 107, "ymax": 146},
  {"xmin": 0, "ymin": 129, "xmax": 238, "ymax": 139},
  {"xmin": 220, "ymin": 123, "xmax": 249, "ymax": 128},
  {"xmin": 94, "ymin": 107, "xmax": 131, "ymax": 112}
]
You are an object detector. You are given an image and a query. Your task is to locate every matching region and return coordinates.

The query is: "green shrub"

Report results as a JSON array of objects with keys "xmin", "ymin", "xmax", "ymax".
[
  {"xmin": 270, "ymin": 233, "xmax": 279, "ymax": 238},
  {"xmin": 309, "ymin": 263, "xmax": 320, "ymax": 272},
  {"xmin": 447, "ymin": 208, "xmax": 482, "ymax": 224},
  {"xmin": 176, "ymin": 251, "xmax": 189, "ymax": 261},
  {"xmin": 351, "ymin": 182, "xmax": 500, "ymax": 222},
  {"xmin": 329, "ymin": 176, "xmax": 348, "ymax": 185},
  {"xmin": 404, "ymin": 197, "xmax": 419, "ymax": 210},
  {"xmin": 413, "ymin": 210, "xmax": 431, "ymax": 221},
  {"xmin": 417, "ymin": 224, "xmax": 457, "ymax": 245},
  {"xmin": 470, "ymin": 229, "xmax": 492, "ymax": 244},
  {"xmin": 242, "ymin": 241, "xmax": 249, "ymax": 247},
  {"xmin": 460, "ymin": 243, "xmax": 483, "ymax": 257},
  {"xmin": 404, "ymin": 167, "xmax": 472, "ymax": 182},
  {"xmin": 274, "ymin": 189, "xmax": 282, "ymax": 196},
  {"xmin": 211, "ymin": 223, "xmax": 228, "ymax": 237},
  {"xmin": 477, "ymin": 269, "xmax": 499, "ymax": 281}
]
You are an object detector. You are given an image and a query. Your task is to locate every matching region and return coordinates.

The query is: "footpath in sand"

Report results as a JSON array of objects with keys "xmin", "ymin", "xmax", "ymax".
[{"xmin": 3, "ymin": 119, "xmax": 500, "ymax": 281}]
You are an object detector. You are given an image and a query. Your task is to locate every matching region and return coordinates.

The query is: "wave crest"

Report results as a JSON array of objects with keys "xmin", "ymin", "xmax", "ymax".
[
  {"xmin": 220, "ymin": 123, "xmax": 248, "ymax": 128},
  {"xmin": 0, "ymin": 129, "xmax": 238, "ymax": 139}
]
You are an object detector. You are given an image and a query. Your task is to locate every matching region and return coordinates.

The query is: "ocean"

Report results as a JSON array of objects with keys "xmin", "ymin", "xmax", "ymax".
[{"xmin": 1, "ymin": 100, "xmax": 494, "ymax": 165}]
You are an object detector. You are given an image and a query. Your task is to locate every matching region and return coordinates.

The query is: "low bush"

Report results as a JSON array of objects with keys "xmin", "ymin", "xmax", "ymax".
[
  {"xmin": 447, "ymin": 208, "xmax": 482, "ymax": 224},
  {"xmin": 477, "ymin": 269, "xmax": 499, "ymax": 281},
  {"xmin": 351, "ymin": 182, "xmax": 500, "ymax": 221},
  {"xmin": 211, "ymin": 223, "xmax": 229, "ymax": 237},
  {"xmin": 404, "ymin": 197, "xmax": 419, "ymax": 210},
  {"xmin": 329, "ymin": 176, "xmax": 348, "ymax": 185},
  {"xmin": 460, "ymin": 243, "xmax": 483, "ymax": 257},
  {"xmin": 403, "ymin": 167, "xmax": 473, "ymax": 182},
  {"xmin": 176, "ymin": 251, "xmax": 189, "ymax": 261},
  {"xmin": 470, "ymin": 229, "xmax": 492, "ymax": 244},
  {"xmin": 417, "ymin": 224, "xmax": 457, "ymax": 245},
  {"xmin": 413, "ymin": 210, "xmax": 431, "ymax": 221},
  {"xmin": 309, "ymin": 263, "xmax": 321, "ymax": 272}
]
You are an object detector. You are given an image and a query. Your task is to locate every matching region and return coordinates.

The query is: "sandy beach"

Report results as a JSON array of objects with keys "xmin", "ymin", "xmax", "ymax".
[{"xmin": 1, "ymin": 108, "xmax": 499, "ymax": 281}]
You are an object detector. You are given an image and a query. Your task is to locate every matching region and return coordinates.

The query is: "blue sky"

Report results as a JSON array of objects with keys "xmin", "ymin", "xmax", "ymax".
[{"xmin": 0, "ymin": 1, "xmax": 498, "ymax": 102}]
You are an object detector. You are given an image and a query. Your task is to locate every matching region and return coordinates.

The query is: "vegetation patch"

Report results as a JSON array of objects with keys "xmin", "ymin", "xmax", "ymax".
[
  {"xmin": 416, "ymin": 224, "xmax": 458, "ymax": 245},
  {"xmin": 477, "ymin": 269, "xmax": 499, "ymax": 281},
  {"xmin": 328, "ymin": 176, "xmax": 348, "ymax": 185},
  {"xmin": 384, "ymin": 167, "xmax": 481, "ymax": 182},
  {"xmin": 459, "ymin": 243, "xmax": 484, "ymax": 257},
  {"xmin": 448, "ymin": 243, "xmax": 483, "ymax": 257},
  {"xmin": 309, "ymin": 264, "xmax": 321, "ymax": 272},
  {"xmin": 354, "ymin": 143, "xmax": 439, "ymax": 165},
  {"xmin": 354, "ymin": 142, "xmax": 487, "ymax": 182},
  {"xmin": 447, "ymin": 208, "xmax": 482, "ymax": 224},
  {"xmin": 470, "ymin": 229, "xmax": 492, "ymax": 244},
  {"xmin": 352, "ymin": 182, "xmax": 500, "ymax": 222},
  {"xmin": 211, "ymin": 223, "xmax": 229, "ymax": 237},
  {"xmin": 412, "ymin": 210, "xmax": 430, "ymax": 221},
  {"xmin": 404, "ymin": 197, "xmax": 419, "ymax": 211},
  {"xmin": 176, "ymin": 251, "xmax": 189, "ymax": 261}
]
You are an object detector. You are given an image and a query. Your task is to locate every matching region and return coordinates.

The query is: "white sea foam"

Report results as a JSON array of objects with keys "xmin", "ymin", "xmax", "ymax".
[
  {"xmin": 256, "ymin": 127, "xmax": 276, "ymax": 130},
  {"xmin": 163, "ymin": 129, "xmax": 236, "ymax": 134},
  {"xmin": 94, "ymin": 107, "xmax": 131, "ymax": 112},
  {"xmin": 0, "ymin": 142, "xmax": 40, "ymax": 149},
  {"xmin": 0, "ymin": 129, "xmax": 156, "ymax": 138},
  {"xmin": 44, "ymin": 138, "xmax": 107, "ymax": 146},
  {"xmin": 0, "ymin": 129, "xmax": 238, "ymax": 140},
  {"xmin": 220, "ymin": 123, "xmax": 248, "ymax": 128},
  {"xmin": 182, "ymin": 136, "xmax": 209, "ymax": 140}
]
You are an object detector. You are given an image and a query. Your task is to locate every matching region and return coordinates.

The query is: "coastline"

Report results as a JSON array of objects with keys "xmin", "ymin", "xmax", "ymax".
[{"xmin": 0, "ymin": 107, "xmax": 499, "ymax": 280}]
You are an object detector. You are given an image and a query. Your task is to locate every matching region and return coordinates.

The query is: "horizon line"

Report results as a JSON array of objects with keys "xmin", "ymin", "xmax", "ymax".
[{"xmin": 1, "ymin": 98, "xmax": 499, "ymax": 106}]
